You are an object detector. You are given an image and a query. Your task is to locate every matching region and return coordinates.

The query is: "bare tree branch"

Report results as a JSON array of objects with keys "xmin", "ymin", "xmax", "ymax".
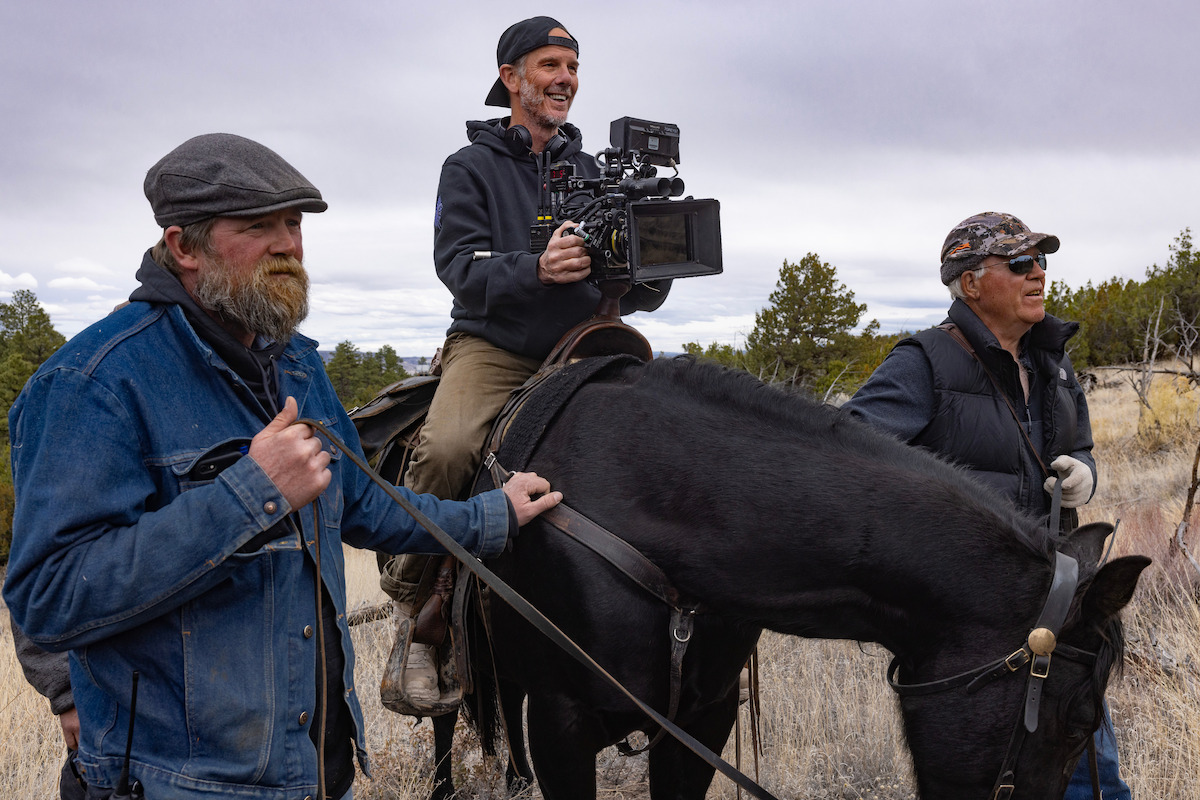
[
  {"xmin": 1127, "ymin": 296, "xmax": 1165, "ymax": 414},
  {"xmin": 348, "ymin": 602, "xmax": 392, "ymax": 627},
  {"xmin": 1172, "ymin": 437, "xmax": 1200, "ymax": 579}
]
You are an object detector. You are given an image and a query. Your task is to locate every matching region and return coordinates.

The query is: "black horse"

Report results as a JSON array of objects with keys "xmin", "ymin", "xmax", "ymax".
[{"xmin": 421, "ymin": 355, "xmax": 1147, "ymax": 799}]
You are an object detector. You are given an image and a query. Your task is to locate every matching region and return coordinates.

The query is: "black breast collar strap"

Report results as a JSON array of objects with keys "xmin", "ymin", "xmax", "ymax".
[{"xmin": 485, "ymin": 452, "xmax": 698, "ymax": 756}]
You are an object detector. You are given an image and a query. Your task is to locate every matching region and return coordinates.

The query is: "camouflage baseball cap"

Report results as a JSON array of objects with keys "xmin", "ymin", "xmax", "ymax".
[{"xmin": 939, "ymin": 212, "xmax": 1060, "ymax": 285}]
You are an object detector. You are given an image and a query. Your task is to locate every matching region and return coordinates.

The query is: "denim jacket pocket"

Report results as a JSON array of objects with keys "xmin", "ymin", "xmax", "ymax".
[{"xmin": 171, "ymin": 437, "xmax": 253, "ymax": 492}]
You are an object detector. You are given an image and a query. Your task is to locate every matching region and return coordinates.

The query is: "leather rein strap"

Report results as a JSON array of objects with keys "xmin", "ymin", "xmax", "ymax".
[{"xmin": 299, "ymin": 418, "xmax": 780, "ymax": 800}]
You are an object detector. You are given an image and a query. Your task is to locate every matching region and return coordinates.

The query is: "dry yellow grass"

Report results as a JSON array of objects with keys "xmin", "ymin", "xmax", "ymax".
[{"xmin": 3, "ymin": 376, "xmax": 1198, "ymax": 798}]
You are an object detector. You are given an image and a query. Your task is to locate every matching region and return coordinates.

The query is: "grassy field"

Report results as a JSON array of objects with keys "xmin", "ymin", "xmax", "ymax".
[{"xmin": 2, "ymin": 374, "xmax": 1197, "ymax": 798}]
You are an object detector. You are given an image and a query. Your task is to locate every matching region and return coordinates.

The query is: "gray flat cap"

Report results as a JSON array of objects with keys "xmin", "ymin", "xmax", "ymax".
[{"xmin": 144, "ymin": 133, "xmax": 327, "ymax": 228}]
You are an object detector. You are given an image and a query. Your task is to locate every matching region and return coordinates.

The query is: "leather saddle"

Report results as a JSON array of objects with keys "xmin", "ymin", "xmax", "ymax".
[{"xmin": 353, "ymin": 316, "xmax": 652, "ymax": 717}]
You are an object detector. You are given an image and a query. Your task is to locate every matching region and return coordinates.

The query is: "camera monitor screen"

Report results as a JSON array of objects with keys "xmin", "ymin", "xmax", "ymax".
[{"xmin": 628, "ymin": 199, "xmax": 722, "ymax": 282}]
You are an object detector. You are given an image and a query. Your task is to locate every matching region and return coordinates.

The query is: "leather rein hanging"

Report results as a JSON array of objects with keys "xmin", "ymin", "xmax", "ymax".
[{"xmin": 297, "ymin": 418, "xmax": 781, "ymax": 800}]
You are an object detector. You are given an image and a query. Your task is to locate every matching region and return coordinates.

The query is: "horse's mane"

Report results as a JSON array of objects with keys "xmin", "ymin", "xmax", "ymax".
[{"xmin": 627, "ymin": 355, "xmax": 1057, "ymax": 564}]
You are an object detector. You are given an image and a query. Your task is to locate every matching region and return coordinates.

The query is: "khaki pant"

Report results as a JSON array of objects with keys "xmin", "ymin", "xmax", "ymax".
[{"xmin": 380, "ymin": 332, "xmax": 542, "ymax": 602}]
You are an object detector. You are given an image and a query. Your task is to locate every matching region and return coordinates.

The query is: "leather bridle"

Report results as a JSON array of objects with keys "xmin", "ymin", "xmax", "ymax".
[{"xmin": 887, "ymin": 550, "xmax": 1101, "ymax": 799}]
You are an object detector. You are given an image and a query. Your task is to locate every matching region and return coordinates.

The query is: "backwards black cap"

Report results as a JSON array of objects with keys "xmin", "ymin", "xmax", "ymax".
[{"xmin": 484, "ymin": 16, "xmax": 578, "ymax": 108}]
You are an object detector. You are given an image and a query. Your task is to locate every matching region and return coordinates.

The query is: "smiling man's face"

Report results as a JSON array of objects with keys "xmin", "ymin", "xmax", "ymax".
[
  {"xmin": 969, "ymin": 246, "xmax": 1047, "ymax": 342},
  {"xmin": 512, "ymin": 35, "xmax": 578, "ymax": 131}
]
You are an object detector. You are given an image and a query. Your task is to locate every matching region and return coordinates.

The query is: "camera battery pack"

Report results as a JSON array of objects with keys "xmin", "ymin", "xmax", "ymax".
[{"xmin": 530, "ymin": 219, "xmax": 556, "ymax": 254}]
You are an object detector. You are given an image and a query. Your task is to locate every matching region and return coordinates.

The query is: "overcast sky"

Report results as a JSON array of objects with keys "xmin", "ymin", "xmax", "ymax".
[{"xmin": 3, "ymin": 0, "xmax": 1198, "ymax": 357}]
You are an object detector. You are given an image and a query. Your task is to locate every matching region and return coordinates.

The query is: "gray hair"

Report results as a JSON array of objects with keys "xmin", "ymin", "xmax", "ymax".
[
  {"xmin": 948, "ymin": 264, "xmax": 988, "ymax": 301},
  {"xmin": 150, "ymin": 217, "xmax": 217, "ymax": 277}
]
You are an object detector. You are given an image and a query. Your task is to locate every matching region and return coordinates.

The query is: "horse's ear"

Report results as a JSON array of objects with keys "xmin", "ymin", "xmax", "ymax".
[
  {"xmin": 1081, "ymin": 556, "xmax": 1151, "ymax": 622},
  {"xmin": 1059, "ymin": 522, "xmax": 1115, "ymax": 567}
]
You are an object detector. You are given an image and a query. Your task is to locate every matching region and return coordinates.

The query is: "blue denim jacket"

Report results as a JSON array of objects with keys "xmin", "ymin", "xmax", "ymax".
[{"xmin": 3, "ymin": 300, "xmax": 511, "ymax": 799}]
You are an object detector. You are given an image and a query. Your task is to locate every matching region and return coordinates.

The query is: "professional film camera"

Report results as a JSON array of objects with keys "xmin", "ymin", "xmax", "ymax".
[{"xmin": 530, "ymin": 117, "xmax": 723, "ymax": 287}]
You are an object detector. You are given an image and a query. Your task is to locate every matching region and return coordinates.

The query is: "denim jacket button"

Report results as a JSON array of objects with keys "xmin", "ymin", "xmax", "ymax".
[
  {"xmin": 298, "ymin": 711, "xmax": 309, "ymax": 725},
  {"xmin": 264, "ymin": 500, "xmax": 278, "ymax": 514},
  {"xmin": 303, "ymin": 625, "xmax": 313, "ymax": 638}
]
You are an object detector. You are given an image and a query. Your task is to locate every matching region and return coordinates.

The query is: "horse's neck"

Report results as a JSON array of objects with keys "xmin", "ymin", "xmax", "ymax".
[{"xmin": 669, "ymin": 462, "xmax": 1038, "ymax": 653}]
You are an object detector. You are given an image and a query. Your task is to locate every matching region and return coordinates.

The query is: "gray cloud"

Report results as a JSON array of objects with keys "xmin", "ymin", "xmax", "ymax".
[{"xmin": 3, "ymin": 0, "xmax": 1198, "ymax": 355}]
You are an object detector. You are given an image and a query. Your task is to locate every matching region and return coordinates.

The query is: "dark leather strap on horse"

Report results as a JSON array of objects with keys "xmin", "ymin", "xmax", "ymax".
[
  {"xmin": 938, "ymin": 323, "xmax": 1050, "ymax": 478},
  {"xmin": 486, "ymin": 454, "xmax": 700, "ymax": 756},
  {"xmin": 1087, "ymin": 738, "xmax": 1102, "ymax": 800},
  {"xmin": 299, "ymin": 418, "xmax": 782, "ymax": 800},
  {"xmin": 615, "ymin": 606, "xmax": 694, "ymax": 756},
  {"xmin": 537, "ymin": 501, "xmax": 686, "ymax": 610}
]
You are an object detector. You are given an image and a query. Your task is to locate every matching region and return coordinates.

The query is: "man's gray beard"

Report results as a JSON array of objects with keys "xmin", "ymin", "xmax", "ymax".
[
  {"xmin": 519, "ymin": 79, "xmax": 569, "ymax": 130},
  {"xmin": 192, "ymin": 254, "xmax": 310, "ymax": 344}
]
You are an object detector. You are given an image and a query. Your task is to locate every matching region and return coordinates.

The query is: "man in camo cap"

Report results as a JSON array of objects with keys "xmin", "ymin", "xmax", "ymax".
[
  {"xmin": 938, "ymin": 211, "xmax": 1060, "ymax": 285},
  {"xmin": 843, "ymin": 211, "xmax": 1131, "ymax": 799}
]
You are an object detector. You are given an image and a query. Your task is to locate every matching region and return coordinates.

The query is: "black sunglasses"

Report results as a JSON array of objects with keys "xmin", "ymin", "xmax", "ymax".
[{"xmin": 1002, "ymin": 253, "xmax": 1047, "ymax": 275}]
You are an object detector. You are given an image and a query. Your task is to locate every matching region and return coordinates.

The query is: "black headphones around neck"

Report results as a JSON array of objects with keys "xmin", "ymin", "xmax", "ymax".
[{"xmin": 504, "ymin": 124, "xmax": 569, "ymax": 160}]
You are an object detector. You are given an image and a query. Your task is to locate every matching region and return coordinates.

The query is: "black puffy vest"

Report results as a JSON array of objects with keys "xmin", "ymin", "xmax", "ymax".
[{"xmin": 906, "ymin": 302, "xmax": 1083, "ymax": 528}]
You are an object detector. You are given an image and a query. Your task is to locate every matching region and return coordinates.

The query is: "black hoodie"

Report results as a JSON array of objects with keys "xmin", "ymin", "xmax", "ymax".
[
  {"xmin": 433, "ymin": 118, "xmax": 670, "ymax": 359},
  {"xmin": 129, "ymin": 251, "xmax": 286, "ymax": 415}
]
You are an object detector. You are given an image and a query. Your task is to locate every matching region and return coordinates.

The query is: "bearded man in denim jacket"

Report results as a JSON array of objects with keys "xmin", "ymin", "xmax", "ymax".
[{"xmin": 2, "ymin": 133, "xmax": 561, "ymax": 800}]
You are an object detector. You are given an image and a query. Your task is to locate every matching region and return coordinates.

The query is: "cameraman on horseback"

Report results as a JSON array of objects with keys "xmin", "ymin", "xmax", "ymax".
[
  {"xmin": 379, "ymin": 16, "xmax": 672, "ymax": 710},
  {"xmin": 842, "ymin": 211, "xmax": 1131, "ymax": 800}
]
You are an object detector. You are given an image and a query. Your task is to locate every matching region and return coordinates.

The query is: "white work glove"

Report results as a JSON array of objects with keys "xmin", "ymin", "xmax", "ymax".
[{"xmin": 1043, "ymin": 455, "xmax": 1094, "ymax": 508}]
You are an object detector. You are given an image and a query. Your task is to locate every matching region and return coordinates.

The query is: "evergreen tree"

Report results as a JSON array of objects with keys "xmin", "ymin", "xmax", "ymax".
[
  {"xmin": 324, "ymin": 340, "xmax": 409, "ymax": 410},
  {"xmin": 684, "ymin": 254, "xmax": 892, "ymax": 398},
  {"xmin": 1147, "ymin": 228, "xmax": 1200, "ymax": 355},
  {"xmin": 0, "ymin": 290, "xmax": 65, "ymax": 560},
  {"xmin": 1046, "ymin": 229, "xmax": 1196, "ymax": 369},
  {"xmin": 325, "ymin": 340, "xmax": 365, "ymax": 405},
  {"xmin": 0, "ymin": 290, "xmax": 66, "ymax": 441},
  {"xmin": 0, "ymin": 288, "xmax": 67, "ymax": 365},
  {"xmin": 744, "ymin": 254, "xmax": 879, "ymax": 396}
]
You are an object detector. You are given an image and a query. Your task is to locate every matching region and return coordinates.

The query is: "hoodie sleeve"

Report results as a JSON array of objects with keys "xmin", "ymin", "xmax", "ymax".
[
  {"xmin": 841, "ymin": 340, "xmax": 937, "ymax": 443},
  {"xmin": 8, "ymin": 610, "xmax": 74, "ymax": 714},
  {"xmin": 433, "ymin": 157, "xmax": 558, "ymax": 314}
]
